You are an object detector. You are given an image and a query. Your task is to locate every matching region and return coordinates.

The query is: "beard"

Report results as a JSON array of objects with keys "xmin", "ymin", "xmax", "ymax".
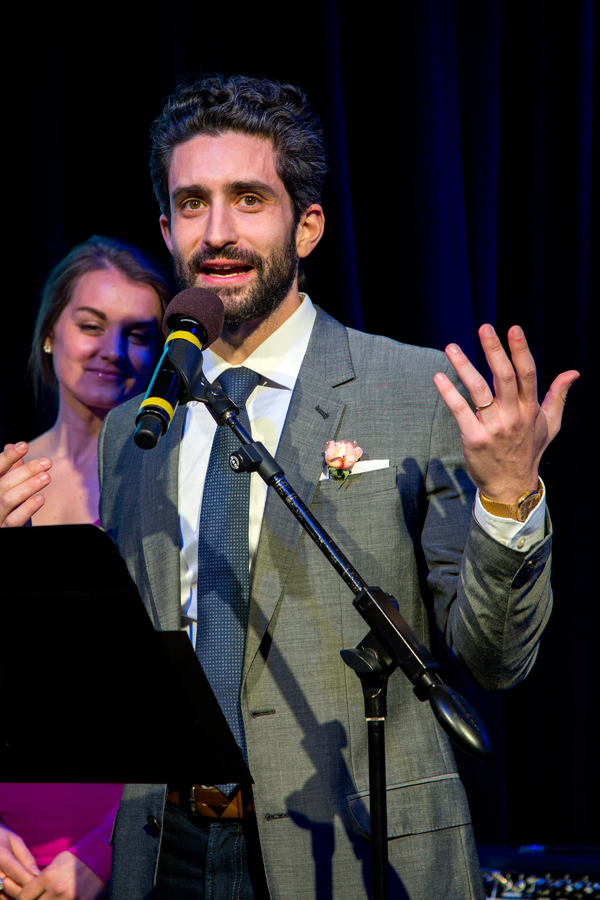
[{"xmin": 172, "ymin": 226, "xmax": 299, "ymax": 326}]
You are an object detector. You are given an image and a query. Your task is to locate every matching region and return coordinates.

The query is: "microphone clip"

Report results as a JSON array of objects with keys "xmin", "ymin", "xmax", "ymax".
[{"xmin": 166, "ymin": 334, "xmax": 206, "ymax": 404}]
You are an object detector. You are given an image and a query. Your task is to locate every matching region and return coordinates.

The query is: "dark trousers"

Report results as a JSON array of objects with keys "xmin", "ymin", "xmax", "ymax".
[{"xmin": 154, "ymin": 802, "xmax": 271, "ymax": 900}]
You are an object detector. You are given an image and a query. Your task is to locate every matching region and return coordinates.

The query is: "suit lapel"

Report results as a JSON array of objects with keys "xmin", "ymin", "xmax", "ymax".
[
  {"xmin": 244, "ymin": 308, "xmax": 355, "ymax": 670},
  {"xmin": 133, "ymin": 309, "xmax": 355, "ymax": 646},
  {"xmin": 139, "ymin": 405, "xmax": 186, "ymax": 631}
]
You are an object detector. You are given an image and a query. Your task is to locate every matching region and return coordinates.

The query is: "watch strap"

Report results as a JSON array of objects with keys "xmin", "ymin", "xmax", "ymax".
[{"xmin": 479, "ymin": 479, "xmax": 544, "ymax": 522}]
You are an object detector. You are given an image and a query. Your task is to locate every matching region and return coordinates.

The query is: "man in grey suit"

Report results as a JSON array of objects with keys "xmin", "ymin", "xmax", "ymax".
[{"xmin": 97, "ymin": 75, "xmax": 579, "ymax": 900}]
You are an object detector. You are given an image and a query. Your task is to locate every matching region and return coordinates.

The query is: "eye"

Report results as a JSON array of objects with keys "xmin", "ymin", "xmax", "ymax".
[
  {"xmin": 128, "ymin": 330, "xmax": 154, "ymax": 345},
  {"xmin": 79, "ymin": 322, "xmax": 103, "ymax": 334},
  {"xmin": 182, "ymin": 197, "xmax": 204, "ymax": 210},
  {"xmin": 239, "ymin": 195, "xmax": 260, "ymax": 208},
  {"xmin": 126, "ymin": 323, "xmax": 159, "ymax": 345}
]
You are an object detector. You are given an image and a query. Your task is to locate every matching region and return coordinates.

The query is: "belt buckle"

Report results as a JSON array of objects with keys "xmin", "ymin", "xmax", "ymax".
[
  {"xmin": 189, "ymin": 785, "xmax": 205, "ymax": 817},
  {"xmin": 189, "ymin": 784, "xmax": 221, "ymax": 818}
]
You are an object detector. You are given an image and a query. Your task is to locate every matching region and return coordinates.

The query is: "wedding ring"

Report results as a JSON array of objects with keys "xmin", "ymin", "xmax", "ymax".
[
  {"xmin": 0, "ymin": 875, "xmax": 4, "ymax": 892},
  {"xmin": 475, "ymin": 399, "xmax": 495, "ymax": 411}
]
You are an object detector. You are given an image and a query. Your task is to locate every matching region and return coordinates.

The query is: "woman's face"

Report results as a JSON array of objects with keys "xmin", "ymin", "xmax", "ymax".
[{"xmin": 49, "ymin": 266, "xmax": 164, "ymax": 416}]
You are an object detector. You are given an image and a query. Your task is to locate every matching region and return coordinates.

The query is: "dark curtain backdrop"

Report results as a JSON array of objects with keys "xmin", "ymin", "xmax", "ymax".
[{"xmin": 1, "ymin": 0, "xmax": 596, "ymax": 850}]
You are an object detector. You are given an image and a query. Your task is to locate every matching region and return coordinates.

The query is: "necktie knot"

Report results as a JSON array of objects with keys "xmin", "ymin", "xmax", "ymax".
[{"xmin": 218, "ymin": 367, "xmax": 260, "ymax": 410}]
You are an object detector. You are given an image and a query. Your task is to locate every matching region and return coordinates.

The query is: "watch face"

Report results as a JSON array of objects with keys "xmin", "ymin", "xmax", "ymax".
[{"xmin": 518, "ymin": 492, "xmax": 540, "ymax": 522}]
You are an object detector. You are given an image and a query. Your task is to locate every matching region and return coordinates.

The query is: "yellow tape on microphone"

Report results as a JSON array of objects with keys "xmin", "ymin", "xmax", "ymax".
[
  {"xmin": 139, "ymin": 397, "xmax": 175, "ymax": 419},
  {"xmin": 165, "ymin": 330, "xmax": 203, "ymax": 351}
]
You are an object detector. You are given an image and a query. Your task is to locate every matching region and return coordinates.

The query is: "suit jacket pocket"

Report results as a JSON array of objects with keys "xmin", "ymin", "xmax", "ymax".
[
  {"xmin": 315, "ymin": 465, "xmax": 398, "ymax": 502},
  {"xmin": 346, "ymin": 773, "xmax": 471, "ymax": 838}
]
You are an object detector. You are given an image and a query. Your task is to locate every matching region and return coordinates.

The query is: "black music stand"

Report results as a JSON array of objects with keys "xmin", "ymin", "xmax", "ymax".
[{"xmin": 0, "ymin": 524, "xmax": 250, "ymax": 786}]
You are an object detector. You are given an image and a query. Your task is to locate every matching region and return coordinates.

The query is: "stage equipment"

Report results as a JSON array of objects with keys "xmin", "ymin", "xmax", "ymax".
[
  {"xmin": 134, "ymin": 287, "xmax": 224, "ymax": 449},
  {"xmin": 0, "ymin": 524, "xmax": 250, "ymax": 788}
]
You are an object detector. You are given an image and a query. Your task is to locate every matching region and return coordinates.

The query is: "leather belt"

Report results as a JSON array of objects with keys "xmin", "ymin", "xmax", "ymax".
[{"xmin": 167, "ymin": 785, "xmax": 255, "ymax": 820}]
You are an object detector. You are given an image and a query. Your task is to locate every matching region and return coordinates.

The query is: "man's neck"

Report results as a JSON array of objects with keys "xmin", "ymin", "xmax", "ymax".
[{"xmin": 210, "ymin": 289, "xmax": 302, "ymax": 364}]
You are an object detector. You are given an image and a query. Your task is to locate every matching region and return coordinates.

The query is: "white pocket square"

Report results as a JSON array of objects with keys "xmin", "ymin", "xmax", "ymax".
[{"xmin": 320, "ymin": 460, "xmax": 390, "ymax": 480}]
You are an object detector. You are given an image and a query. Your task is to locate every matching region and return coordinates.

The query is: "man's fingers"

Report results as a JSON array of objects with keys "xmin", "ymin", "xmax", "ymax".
[
  {"xmin": 478, "ymin": 324, "xmax": 521, "ymax": 405},
  {"xmin": 434, "ymin": 371, "xmax": 482, "ymax": 434},
  {"xmin": 505, "ymin": 325, "xmax": 539, "ymax": 402},
  {"xmin": 437, "ymin": 325, "xmax": 578, "ymax": 499},
  {"xmin": 451, "ymin": 325, "xmax": 548, "ymax": 413},
  {"xmin": 540, "ymin": 370, "xmax": 580, "ymax": 441},
  {"xmin": 443, "ymin": 344, "xmax": 494, "ymax": 411}
]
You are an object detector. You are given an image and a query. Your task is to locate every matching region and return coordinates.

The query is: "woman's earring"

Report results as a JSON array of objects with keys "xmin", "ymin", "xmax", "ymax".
[{"xmin": 44, "ymin": 341, "xmax": 52, "ymax": 354}]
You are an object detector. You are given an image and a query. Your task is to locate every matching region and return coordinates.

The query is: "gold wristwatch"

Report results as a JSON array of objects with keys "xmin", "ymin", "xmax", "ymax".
[{"xmin": 479, "ymin": 479, "xmax": 544, "ymax": 522}]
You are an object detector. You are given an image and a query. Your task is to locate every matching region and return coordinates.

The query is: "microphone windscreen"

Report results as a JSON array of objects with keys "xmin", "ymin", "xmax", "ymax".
[{"xmin": 162, "ymin": 288, "xmax": 225, "ymax": 346}]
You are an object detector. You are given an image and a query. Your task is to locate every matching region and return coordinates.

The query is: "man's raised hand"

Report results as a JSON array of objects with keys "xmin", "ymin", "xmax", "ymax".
[{"xmin": 434, "ymin": 324, "xmax": 579, "ymax": 503}]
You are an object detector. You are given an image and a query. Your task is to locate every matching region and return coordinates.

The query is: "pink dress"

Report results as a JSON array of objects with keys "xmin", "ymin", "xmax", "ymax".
[{"xmin": 0, "ymin": 784, "xmax": 123, "ymax": 885}]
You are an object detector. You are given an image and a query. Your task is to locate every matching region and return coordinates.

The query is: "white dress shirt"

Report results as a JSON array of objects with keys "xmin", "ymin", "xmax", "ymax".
[
  {"xmin": 179, "ymin": 294, "xmax": 317, "ymax": 643},
  {"xmin": 179, "ymin": 295, "xmax": 546, "ymax": 640}
]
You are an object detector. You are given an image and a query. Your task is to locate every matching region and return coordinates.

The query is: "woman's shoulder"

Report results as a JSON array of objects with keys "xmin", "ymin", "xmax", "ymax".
[{"xmin": 24, "ymin": 429, "xmax": 56, "ymax": 461}]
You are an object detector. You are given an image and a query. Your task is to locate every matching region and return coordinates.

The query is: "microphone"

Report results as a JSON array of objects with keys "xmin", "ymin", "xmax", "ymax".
[{"xmin": 134, "ymin": 288, "xmax": 224, "ymax": 449}]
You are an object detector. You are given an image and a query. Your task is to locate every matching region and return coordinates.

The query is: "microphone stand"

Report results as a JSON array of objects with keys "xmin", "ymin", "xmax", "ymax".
[{"xmin": 177, "ymin": 370, "xmax": 492, "ymax": 900}]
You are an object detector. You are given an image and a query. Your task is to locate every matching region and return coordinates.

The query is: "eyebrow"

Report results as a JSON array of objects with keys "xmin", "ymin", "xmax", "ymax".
[
  {"xmin": 75, "ymin": 306, "xmax": 108, "ymax": 320},
  {"xmin": 171, "ymin": 180, "xmax": 278, "ymax": 205},
  {"xmin": 74, "ymin": 307, "xmax": 158, "ymax": 326}
]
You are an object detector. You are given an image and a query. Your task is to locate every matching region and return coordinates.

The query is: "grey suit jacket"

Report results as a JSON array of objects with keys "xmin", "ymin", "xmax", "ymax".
[{"xmin": 100, "ymin": 308, "xmax": 552, "ymax": 900}]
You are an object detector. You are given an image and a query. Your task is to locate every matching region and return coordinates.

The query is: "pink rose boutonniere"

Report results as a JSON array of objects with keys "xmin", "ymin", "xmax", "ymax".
[{"xmin": 324, "ymin": 440, "xmax": 363, "ymax": 485}]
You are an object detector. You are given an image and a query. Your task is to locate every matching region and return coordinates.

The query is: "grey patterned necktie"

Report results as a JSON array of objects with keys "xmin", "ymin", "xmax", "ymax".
[{"xmin": 196, "ymin": 366, "xmax": 260, "ymax": 791}]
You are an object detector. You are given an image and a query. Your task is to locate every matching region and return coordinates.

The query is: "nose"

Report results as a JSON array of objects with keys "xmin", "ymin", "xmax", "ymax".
[
  {"xmin": 202, "ymin": 201, "xmax": 238, "ymax": 251},
  {"xmin": 99, "ymin": 328, "xmax": 126, "ymax": 364}
]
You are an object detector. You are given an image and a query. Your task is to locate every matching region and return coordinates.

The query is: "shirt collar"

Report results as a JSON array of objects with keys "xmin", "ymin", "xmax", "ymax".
[{"xmin": 202, "ymin": 294, "xmax": 317, "ymax": 390}]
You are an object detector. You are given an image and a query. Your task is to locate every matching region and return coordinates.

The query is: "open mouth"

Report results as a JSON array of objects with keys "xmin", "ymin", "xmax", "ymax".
[{"xmin": 200, "ymin": 264, "xmax": 253, "ymax": 278}]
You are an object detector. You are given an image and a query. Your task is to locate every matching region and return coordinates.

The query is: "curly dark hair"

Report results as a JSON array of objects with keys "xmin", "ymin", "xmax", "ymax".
[{"xmin": 150, "ymin": 74, "xmax": 328, "ymax": 224}]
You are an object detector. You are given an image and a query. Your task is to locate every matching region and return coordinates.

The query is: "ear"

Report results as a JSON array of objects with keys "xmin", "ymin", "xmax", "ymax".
[
  {"xmin": 160, "ymin": 214, "xmax": 174, "ymax": 254},
  {"xmin": 296, "ymin": 204, "xmax": 325, "ymax": 260}
]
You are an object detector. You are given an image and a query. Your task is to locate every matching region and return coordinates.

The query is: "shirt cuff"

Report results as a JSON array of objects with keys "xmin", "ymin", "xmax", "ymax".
[{"xmin": 473, "ymin": 478, "xmax": 547, "ymax": 552}]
